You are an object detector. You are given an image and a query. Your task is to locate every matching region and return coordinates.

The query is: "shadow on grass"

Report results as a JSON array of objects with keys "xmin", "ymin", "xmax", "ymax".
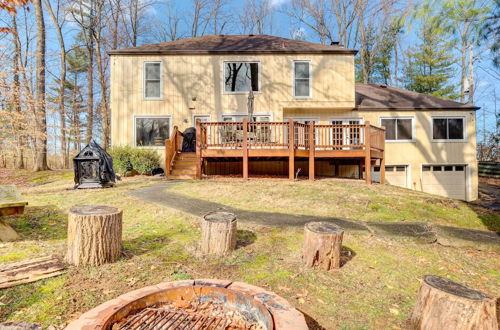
[
  {"xmin": 340, "ymin": 246, "xmax": 356, "ymax": 267},
  {"xmin": 129, "ymin": 183, "xmax": 370, "ymax": 232},
  {"xmin": 6, "ymin": 205, "xmax": 68, "ymax": 241},
  {"xmin": 236, "ymin": 229, "xmax": 257, "ymax": 248},
  {"xmin": 299, "ymin": 310, "xmax": 327, "ymax": 330}
]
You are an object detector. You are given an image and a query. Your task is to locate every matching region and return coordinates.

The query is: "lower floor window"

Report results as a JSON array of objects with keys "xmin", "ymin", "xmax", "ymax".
[{"xmin": 135, "ymin": 116, "xmax": 170, "ymax": 147}]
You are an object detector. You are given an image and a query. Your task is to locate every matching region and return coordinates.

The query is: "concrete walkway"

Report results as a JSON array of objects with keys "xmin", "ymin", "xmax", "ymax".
[{"xmin": 128, "ymin": 181, "xmax": 500, "ymax": 253}]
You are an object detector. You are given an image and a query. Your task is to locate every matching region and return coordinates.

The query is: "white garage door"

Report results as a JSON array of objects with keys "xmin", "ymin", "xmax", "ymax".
[
  {"xmin": 422, "ymin": 165, "xmax": 466, "ymax": 200},
  {"xmin": 372, "ymin": 165, "xmax": 408, "ymax": 188}
]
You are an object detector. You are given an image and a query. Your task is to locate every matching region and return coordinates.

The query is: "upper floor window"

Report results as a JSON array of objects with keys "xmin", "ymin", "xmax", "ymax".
[
  {"xmin": 432, "ymin": 117, "xmax": 465, "ymax": 141},
  {"xmin": 381, "ymin": 117, "xmax": 413, "ymax": 141},
  {"xmin": 293, "ymin": 61, "xmax": 311, "ymax": 98},
  {"xmin": 144, "ymin": 62, "xmax": 162, "ymax": 99},
  {"xmin": 224, "ymin": 62, "xmax": 259, "ymax": 93},
  {"xmin": 135, "ymin": 116, "xmax": 170, "ymax": 147}
]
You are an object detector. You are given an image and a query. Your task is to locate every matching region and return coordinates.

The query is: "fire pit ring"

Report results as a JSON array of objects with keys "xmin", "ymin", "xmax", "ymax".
[{"xmin": 66, "ymin": 279, "xmax": 308, "ymax": 329}]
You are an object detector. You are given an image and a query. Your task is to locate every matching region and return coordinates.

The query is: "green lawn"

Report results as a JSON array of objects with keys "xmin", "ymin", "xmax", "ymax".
[
  {"xmin": 0, "ymin": 171, "xmax": 498, "ymax": 329},
  {"xmin": 174, "ymin": 178, "xmax": 499, "ymax": 231}
]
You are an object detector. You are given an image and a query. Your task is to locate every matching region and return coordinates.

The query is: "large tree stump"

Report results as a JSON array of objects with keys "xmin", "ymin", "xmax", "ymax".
[
  {"xmin": 411, "ymin": 275, "xmax": 498, "ymax": 330},
  {"xmin": 303, "ymin": 222, "xmax": 344, "ymax": 270},
  {"xmin": 201, "ymin": 212, "xmax": 237, "ymax": 255},
  {"xmin": 66, "ymin": 205, "xmax": 122, "ymax": 266}
]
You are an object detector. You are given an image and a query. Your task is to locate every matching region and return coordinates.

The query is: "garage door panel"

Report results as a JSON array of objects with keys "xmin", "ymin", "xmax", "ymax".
[
  {"xmin": 373, "ymin": 165, "xmax": 408, "ymax": 188},
  {"xmin": 422, "ymin": 165, "xmax": 466, "ymax": 200}
]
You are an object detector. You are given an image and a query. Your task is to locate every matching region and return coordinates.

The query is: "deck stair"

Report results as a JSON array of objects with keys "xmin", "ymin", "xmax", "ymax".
[{"xmin": 168, "ymin": 152, "xmax": 196, "ymax": 179}]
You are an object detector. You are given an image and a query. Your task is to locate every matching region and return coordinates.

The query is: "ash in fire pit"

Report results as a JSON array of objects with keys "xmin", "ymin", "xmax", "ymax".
[
  {"xmin": 66, "ymin": 279, "xmax": 308, "ymax": 330},
  {"xmin": 73, "ymin": 140, "xmax": 116, "ymax": 189}
]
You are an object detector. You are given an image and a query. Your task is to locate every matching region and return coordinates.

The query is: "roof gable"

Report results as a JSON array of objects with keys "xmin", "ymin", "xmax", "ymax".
[{"xmin": 108, "ymin": 34, "xmax": 357, "ymax": 56}]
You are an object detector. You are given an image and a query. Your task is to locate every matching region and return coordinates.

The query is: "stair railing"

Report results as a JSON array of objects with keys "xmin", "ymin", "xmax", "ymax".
[{"xmin": 165, "ymin": 126, "xmax": 181, "ymax": 175}]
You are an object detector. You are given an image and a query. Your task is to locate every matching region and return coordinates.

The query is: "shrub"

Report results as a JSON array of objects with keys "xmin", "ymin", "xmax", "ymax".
[
  {"xmin": 130, "ymin": 148, "xmax": 160, "ymax": 175},
  {"xmin": 109, "ymin": 146, "xmax": 160, "ymax": 175}
]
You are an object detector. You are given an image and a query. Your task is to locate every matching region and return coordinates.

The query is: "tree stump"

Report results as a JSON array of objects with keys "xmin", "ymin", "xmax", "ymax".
[
  {"xmin": 201, "ymin": 212, "xmax": 237, "ymax": 255},
  {"xmin": 66, "ymin": 205, "xmax": 122, "ymax": 266},
  {"xmin": 411, "ymin": 275, "xmax": 498, "ymax": 330},
  {"xmin": 303, "ymin": 222, "xmax": 344, "ymax": 270}
]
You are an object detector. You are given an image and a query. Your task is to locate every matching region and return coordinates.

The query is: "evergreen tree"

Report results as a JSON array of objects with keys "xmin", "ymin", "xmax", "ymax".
[{"xmin": 404, "ymin": 23, "xmax": 459, "ymax": 100}]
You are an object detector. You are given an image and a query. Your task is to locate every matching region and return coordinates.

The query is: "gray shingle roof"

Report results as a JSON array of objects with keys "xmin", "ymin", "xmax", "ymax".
[
  {"xmin": 108, "ymin": 34, "xmax": 357, "ymax": 55},
  {"xmin": 355, "ymin": 84, "xmax": 479, "ymax": 110}
]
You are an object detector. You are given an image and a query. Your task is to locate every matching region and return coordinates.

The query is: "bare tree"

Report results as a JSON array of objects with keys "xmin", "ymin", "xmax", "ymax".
[
  {"xmin": 239, "ymin": 0, "xmax": 273, "ymax": 35},
  {"xmin": 43, "ymin": 0, "xmax": 69, "ymax": 167},
  {"xmin": 150, "ymin": 1, "xmax": 183, "ymax": 42},
  {"xmin": 33, "ymin": 0, "xmax": 49, "ymax": 171},
  {"xmin": 10, "ymin": 12, "xmax": 24, "ymax": 169}
]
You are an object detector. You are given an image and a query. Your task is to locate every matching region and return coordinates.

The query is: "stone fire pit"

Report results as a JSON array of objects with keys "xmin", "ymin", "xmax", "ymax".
[{"xmin": 65, "ymin": 279, "xmax": 308, "ymax": 329}]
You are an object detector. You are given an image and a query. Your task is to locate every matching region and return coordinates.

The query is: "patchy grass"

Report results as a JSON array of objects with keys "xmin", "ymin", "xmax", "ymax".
[
  {"xmin": 0, "ymin": 170, "xmax": 499, "ymax": 329},
  {"xmin": 173, "ymin": 178, "xmax": 499, "ymax": 231}
]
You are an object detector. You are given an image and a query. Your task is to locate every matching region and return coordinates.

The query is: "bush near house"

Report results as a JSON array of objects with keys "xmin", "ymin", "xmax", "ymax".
[{"xmin": 109, "ymin": 146, "xmax": 160, "ymax": 175}]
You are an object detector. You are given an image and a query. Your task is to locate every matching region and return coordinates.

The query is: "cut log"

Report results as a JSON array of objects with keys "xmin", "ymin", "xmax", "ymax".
[
  {"xmin": 201, "ymin": 212, "xmax": 237, "ymax": 255},
  {"xmin": 0, "ymin": 255, "xmax": 67, "ymax": 289},
  {"xmin": 411, "ymin": 275, "xmax": 498, "ymax": 330},
  {"xmin": 66, "ymin": 205, "xmax": 122, "ymax": 266},
  {"xmin": 303, "ymin": 222, "xmax": 344, "ymax": 270}
]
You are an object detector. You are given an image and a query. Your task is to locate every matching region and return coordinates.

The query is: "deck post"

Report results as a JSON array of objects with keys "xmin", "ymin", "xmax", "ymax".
[
  {"xmin": 334, "ymin": 161, "xmax": 340, "ymax": 177},
  {"xmin": 289, "ymin": 118, "xmax": 295, "ymax": 180},
  {"xmin": 359, "ymin": 160, "xmax": 363, "ymax": 179},
  {"xmin": 309, "ymin": 121, "xmax": 315, "ymax": 180},
  {"xmin": 195, "ymin": 119, "xmax": 202, "ymax": 179},
  {"xmin": 242, "ymin": 118, "xmax": 249, "ymax": 180},
  {"xmin": 380, "ymin": 125, "xmax": 386, "ymax": 184},
  {"xmin": 365, "ymin": 121, "xmax": 371, "ymax": 184}
]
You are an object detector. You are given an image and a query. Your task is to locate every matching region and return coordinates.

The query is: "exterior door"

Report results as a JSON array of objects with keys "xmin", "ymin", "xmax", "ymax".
[
  {"xmin": 373, "ymin": 165, "xmax": 408, "ymax": 188},
  {"xmin": 331, "ymin": 118, "xmax": 363, "ymax": 149}
]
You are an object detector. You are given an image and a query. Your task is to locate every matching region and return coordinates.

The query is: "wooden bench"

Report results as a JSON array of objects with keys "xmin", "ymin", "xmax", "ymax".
[{"xmin": 0, "ymin": 185, "xmax": 28, "ymax": 242}]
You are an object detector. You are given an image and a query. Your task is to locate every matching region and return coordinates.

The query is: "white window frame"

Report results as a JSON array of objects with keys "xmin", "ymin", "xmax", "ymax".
[
  {"xmin": 431, "ymin": 116, "xmax": 467, "ymax": 142},
  {"xmin": 143, "ymin": 61, "xmax": 163, "ymax": 100},
  {"xmin": 133, "ymin": 114, "xmax": 171, "ymax": 148},
  {"xmin": 292, "ymin": 60, "xmax": 312, "ymax": 99},
  {"xmin": 329, "ymin": 117, "xmax": 364, "ymax": 149},
  {"xmin": 222, "ymin": 61, "xmax": 261, "ymax": 94},
  {"xmin": 192, "ymin": 114, "xmax": 211, "ymax": 126},
  {"xmin": 379, "ymin": 116, "xmax": 416, "ymax": 143}
]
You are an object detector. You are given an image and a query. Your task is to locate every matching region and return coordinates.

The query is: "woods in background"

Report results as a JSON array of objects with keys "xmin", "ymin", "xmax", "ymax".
[{"xmin": 0, "ymin": 0, "xmax": 498, "ymax": 170}]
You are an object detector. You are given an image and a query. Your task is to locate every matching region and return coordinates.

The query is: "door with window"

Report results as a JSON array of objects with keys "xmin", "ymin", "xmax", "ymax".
[{"xmin": 330, "ymin": 118, "xmax": 363, "ymax": 149}]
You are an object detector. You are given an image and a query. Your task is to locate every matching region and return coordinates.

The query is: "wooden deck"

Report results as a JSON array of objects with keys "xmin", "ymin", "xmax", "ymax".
[{"xmin": 166, "ymin": 119, "xmax": 385, "ymax": 183}]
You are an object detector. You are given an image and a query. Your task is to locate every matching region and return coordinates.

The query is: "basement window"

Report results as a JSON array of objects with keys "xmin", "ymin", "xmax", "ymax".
[
  {"xmin": 224, "ymin": 62, "xmax": 260, "ymax": 93},
  {"xmin": 135, "ymin": 116, "xmax": 170, "ymax": 147}
]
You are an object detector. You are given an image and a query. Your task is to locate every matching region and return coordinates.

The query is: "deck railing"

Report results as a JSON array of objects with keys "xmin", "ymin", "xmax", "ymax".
[{"xmin": 198, "ymin": 119, "xmax": 384, "ymax": 152}]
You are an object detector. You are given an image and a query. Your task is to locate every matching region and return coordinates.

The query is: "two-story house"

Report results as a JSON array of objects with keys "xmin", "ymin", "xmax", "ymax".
[{"xmin": 109, "ymin": 34, "xmax": 479, "ymax": 201}]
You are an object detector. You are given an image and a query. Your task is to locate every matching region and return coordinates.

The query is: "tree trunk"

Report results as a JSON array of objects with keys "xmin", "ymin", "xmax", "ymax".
[
  {"xmin": 303, "ymin": 221, "xmax": 344, "ymax": 270},
  {"xmin": 411, "ymin": 275, "xmax": 498, "ymax": 330},
  {"xmin": 201, "ymin": 212, "xmax": 237, "ymax": 255},
  {"xmin": 11, "ymin": 13, "xmax": 24, "ymax": 170},
  {"xmin": 460, "ymin": 42, "xmax": 467, "ymax": 103},
  {"xmin": 43, "ymin": 0, "xmax": 68, "ymax": 168},
  {"xmin": 33, "ymin": 0, "xmax": 49, "ymax": 171},
  {"xmin": 94, "ymin": 37, "xmax": 109, "ymax": 150},
  {"xmin": 468, "ymin": 43, "xmax": 474, "ymax": 104},
  {"xmin": 86, "ymin": 39, "xmax": 94, "ymax": 144},
  {"xmin": 66, "ymin": 205, "xmax": 123, "ymax": 266}
]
